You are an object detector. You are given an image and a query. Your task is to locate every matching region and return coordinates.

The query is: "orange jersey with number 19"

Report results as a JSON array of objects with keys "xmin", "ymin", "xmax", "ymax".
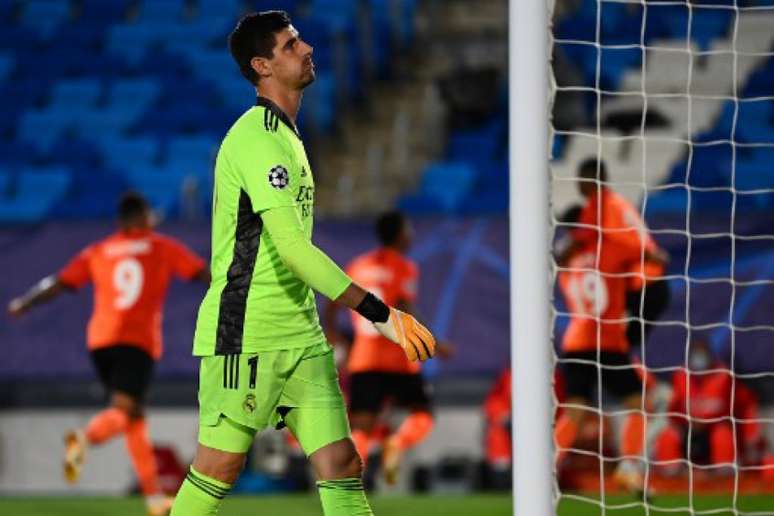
[
  {"xmin": 58, "ymin": 229, "xmax": 205, "ymax": 360},
  {"xmin": 346, "ymin": 248, "xmax": 420, "ymax": 374},
  {"xmin": 559, "ymin": 246, "xmax": 630, "ymax": 354}
]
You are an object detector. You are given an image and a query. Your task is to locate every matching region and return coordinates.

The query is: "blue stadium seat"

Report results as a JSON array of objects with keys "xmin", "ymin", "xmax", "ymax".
[
  {"xmin": 107, "ymin": 24, "xmax": 160, "ymax": 64},
  {"xmin": 137, "ymin": 0, "xmax": 187, "ymax": 22},
  {"xmin": 48, "ymin": 138, "xmax": 101, "ymax": 169},
  {"xmin": 71, "ymin": 110, "xmax": 134, "ymax": 139},
  {"xmin": 54, "ymin": 21, "xmax": 105, "ymax": 50},
  {"xmin": 122, "ymin": 165, "xmax": 187, "ymax": 215},
  {"xmin": 0, "ymin": 27, "xmax": 40, "ymax": 52},
  {"xmin": 198, "ymin": 0, "xmax": 242, "ymax": 19},
  {"xmin": 166, "ymin": 136, "xmax": 218, "ymax": 165},
  {"xmin": 0, "ymin": 167, "xmax": 72, "ymax": 223},
  {"xmin": 18, "ymin": 110, "xmax": 72, "ymax": 153},
  {"xmin": 107, "ymin": 79, "xmax": 161, "ymax": 110},
  {"xmin": 743, "ymin": 57, "xmax": 774, "ymax": 98},
  {"xmin": 301, "ymin": 72, "xmax": 337, "ymax": 133},
  {"xmin": 98, "ymin": 137, "xmax": 160, "ymax": 169},
  {"xmin": 447, "ymin": 119, "xmax": 506, "ymax": 164},
  {"xmin": 0, "ymin": 141, "xmax": 35, "ymax": 166},
  {"xmin": 213, "ymin": 77, "xmax": 255, "ymax": 110},
  {"xmin": 0, "ymin": 53, "xmax": 14, "ymax": 82},
  {"xmin": 20, "ymin": 0, "xmax": 71, "ymax": 38},
  {"xmin": 80, "ymin": 0, "xmax": 130, "ymax": 22},
  {"xmin": 50, "ymin": 78, "xmax": 103, "ymax": 109},
  {"xmin": 399, "ymin": 162, "xmax": 476, "ymax": 213}
]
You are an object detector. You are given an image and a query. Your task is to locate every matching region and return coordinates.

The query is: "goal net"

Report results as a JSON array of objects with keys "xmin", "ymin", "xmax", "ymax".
[{"xmin": 548, "ymin": 0, "xmax": 774, "ymax": 513}]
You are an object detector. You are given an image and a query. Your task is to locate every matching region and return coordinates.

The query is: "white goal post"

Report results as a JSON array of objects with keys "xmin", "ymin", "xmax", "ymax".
[{"xmin": 510, "ymin": 0, "xmax": 553, "ymax": 515}]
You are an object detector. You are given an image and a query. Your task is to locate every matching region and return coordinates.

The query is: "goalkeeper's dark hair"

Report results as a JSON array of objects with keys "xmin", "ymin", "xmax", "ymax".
[
  {"xmin": 117, "ymin": 191, "xmax": 150, "ymax": 224},
  {"xmin": 376, "ymin": 211, "xmax": 407, "ymax": 247},
  {"xmin": 578, "ymin": 157, "xmax": 608, "ymax": 183},
  {"xmin": 229, "ymin": 10, "xmax": 292, "ymax": 86}
]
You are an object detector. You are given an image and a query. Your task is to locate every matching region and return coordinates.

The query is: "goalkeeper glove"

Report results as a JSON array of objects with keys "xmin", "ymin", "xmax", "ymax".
[{"xmin": 373, "ymin": 307, "xmax": 436, "ymax": 362}]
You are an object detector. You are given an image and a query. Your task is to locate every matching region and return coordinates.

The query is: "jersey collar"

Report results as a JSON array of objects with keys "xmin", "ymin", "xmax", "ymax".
[{"xmin": 255, "ymin": 96, "xmax": 301, "ymax": 139}]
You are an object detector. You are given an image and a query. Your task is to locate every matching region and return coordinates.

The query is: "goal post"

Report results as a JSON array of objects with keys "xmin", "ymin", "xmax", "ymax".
[{"xmin": 510, "ymin": 0, "xmax": 553, "ymax": 515}]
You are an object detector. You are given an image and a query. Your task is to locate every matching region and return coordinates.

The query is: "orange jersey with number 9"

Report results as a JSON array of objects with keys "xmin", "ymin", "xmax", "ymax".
[
  {"xmin": 58, "ymin": 229, "xmax": 205, "ymax": 359},
  {"xmin": 559, "ymin": 248, "xmax": 630, "ymax": 354},
  {"xmin": 346, "ymin": 248, "xmax": 420, "ymax": 374}
]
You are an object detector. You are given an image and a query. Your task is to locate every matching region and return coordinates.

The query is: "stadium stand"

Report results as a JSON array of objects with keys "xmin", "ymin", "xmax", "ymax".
[
  {"xmin": 0, "ymin": 0, "xmax": 416, "ymax": 222},
  {"xmin": 397, "ymin": 0, "xmax": 774, "ymax": 217}
]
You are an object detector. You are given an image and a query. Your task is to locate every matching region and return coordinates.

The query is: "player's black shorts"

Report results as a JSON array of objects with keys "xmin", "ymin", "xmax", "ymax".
[
  {"xmin": 90, "ymin": 345, "xmax": 155, "ymax": 400},
  {"xmin": 562, "ymin": 351, "xmax": 642, "ymax": 401},
  {"xmin": 348, "ymin": 372, "xmax": 431, "ymax": 413}
]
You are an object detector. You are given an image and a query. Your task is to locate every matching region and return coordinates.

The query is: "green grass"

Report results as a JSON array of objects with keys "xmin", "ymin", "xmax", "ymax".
[
  {"xmin": 558, "ymin": 494, "xmax": 774, "ymax": 515},
  {"xmin": 0, "ymin": 494, "xmax": 512, "ymax": 516},
  {"xmin": 2, "ymin": 493, "xmax": 772, "ymax": 515}
]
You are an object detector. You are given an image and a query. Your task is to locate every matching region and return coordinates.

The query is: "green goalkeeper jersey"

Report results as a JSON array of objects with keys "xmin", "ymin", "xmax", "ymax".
[{"xmin": 194, "ymin": 97, "xmax": 325, "ymax": 356}]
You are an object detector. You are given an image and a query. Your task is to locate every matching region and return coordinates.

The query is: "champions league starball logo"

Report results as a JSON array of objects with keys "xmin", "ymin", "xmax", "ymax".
[{"xmin": 268, "ymin": 165, "xmax": 289, "ymax": 189}]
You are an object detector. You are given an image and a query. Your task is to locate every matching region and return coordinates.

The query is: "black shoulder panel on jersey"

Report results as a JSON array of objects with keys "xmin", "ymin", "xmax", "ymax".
[
  {"xmin": 215, "ymin": 189, "xmax": 263, "ymax": 355},
  {"xmin": 256, "ymin": 96, "xmax": 300, "ymax": 138}
]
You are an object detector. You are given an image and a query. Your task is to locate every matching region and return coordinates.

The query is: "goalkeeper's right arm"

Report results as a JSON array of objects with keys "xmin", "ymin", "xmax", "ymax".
[{"xmin": 262, "ymin": 206, "xmax": 436, "ymax": 362}]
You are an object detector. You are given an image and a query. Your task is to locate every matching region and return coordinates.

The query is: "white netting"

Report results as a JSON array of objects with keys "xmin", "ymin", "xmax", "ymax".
[{"xmin": 549, "ymin": 0, "xmax": 774, "ymax": 513}]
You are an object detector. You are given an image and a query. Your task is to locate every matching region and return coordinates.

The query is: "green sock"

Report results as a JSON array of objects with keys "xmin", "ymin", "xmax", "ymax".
[
  {"xmin": 170, "ymin": 467, "xmax": 232, "ymax": 516},
  {"xmin": 316, "ymin": 478, "xmax": 373, "ymax": 516}
]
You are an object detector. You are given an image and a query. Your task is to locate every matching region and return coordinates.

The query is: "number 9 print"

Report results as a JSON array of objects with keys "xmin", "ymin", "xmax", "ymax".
[{"xmin": 113, "ymin": 257, "xmax": 144, "ymax": 310}]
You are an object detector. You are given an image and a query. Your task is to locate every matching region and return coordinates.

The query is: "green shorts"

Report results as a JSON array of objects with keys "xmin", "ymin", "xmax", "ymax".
[{"xmin": 197, "ymin": 341, "xmax": 350, "ymax": 456}]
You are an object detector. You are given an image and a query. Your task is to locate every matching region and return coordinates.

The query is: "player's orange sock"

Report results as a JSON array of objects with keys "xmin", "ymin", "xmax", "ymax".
[
  {"xmin": 554, "ymin": 414, "xmax": 579, "ymax": 462},
  {"xmin": 392, "ymin": 411, "xmax": 434, "ymax": 451},
  {"xmin": 621, "ymin": 412, "xmax": 645, "ymax": 457},
  {"xmin": 125, "ymin": 418, "xmax": 161, "ymax": 496},
  {"xmin": 85, "ymin": 407, "xmax": 130, "ymax": 445},
  {"xmin": 351, "ymin": 429, "xmax": 371, "ymax": 466}
]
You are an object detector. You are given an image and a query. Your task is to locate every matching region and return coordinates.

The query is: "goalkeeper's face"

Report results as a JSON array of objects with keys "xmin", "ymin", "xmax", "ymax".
[{"xmin": 262, "ymin": 26, "xmax": 316, "ymax": 91}]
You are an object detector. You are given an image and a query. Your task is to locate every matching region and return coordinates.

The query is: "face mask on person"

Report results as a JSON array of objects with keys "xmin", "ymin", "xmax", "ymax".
[{"xmin": 689, "ymin": 351, "xmax": 711, "ymax": 371}]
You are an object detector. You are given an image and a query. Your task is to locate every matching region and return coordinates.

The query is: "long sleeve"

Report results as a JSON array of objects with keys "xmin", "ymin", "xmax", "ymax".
[{"xmin": 261, "ymin": 206, "xmax": 352, "ymax": 301}]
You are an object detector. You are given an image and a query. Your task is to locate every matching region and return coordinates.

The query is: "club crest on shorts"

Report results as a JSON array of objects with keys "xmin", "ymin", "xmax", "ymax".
[
  {"xmin": 243, "ymin": 393, "xmax": 256, "ymax": 413},
  {"xmin": 268, "ymin": 165, "xmax": 289, "ymax": 189}
]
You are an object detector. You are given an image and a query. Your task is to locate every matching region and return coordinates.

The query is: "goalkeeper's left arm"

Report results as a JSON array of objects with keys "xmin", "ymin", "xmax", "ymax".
[{"xmin": 262, "ymin": 207, "xmax": 436, "ymax": 362}]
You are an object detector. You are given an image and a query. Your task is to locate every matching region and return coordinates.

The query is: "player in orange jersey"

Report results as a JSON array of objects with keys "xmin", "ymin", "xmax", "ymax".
[
  {"xmin": 323, "ymin": 211, "xmax": 451, "ymax": 485},
  {"xmin": 570, "ymin": 158, "xmax": 670, "ymax": 352},
  {"xmin": 555, "ymin": 163, "xmax": 667, "ymax": 493},
  {"xmin": 654, "ymin": 340, "xmax": 764, "ymax": 475},
  {"xmin": 8, "ymin": 192, "xmax": 209, "ymax": 516}
]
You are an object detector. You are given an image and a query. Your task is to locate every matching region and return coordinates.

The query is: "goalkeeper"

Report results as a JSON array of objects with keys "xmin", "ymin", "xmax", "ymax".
[{"xmin": 171, "ymin": 11, "xmax": 435, "ymax": 516}]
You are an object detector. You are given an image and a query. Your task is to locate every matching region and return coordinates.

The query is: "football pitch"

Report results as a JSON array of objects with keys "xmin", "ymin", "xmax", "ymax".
[{"xmin": 2, "ymin": 494, "xmax": 773, "ymax": 515}]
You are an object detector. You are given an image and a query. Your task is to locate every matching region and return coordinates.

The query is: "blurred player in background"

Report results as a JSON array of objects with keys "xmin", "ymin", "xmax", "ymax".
[
  {"xmin": 555, "ymin": 159, "xmax": 667, "ymax": 493},
  {"xmin": 171, "ymin": 12, "xmax": 436, "ymax": 516},
  {"xmin": 7, "ymin": 192, "xmax": 209, "ymax": 516},
  {"xmin": 324, "ymin": 211, "xmax": 452, "ymax": 485},
  {"xmin": 654, "ymin": 340, "xmax": 765, "ymax": 475}
]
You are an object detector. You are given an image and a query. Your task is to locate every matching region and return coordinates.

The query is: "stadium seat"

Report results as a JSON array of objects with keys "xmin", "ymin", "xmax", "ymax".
[
  {"xmin": 107, "ymin": 79, "xmax": 161, "ymax": 110},
  {"xmin": 50, "ymin": 78, "xmax": 103, "ymax": 109},
  {"xmin": 80, "ymin": 0, "xmax": 130, "ymax": 22},
  {"xmin": 18, "ymin": 110, "xmax": 72, "ymax": 153},
  {"xmin": 0, "ymin": 170, "xmax": 11, "ymax": 197},
  {"xmin": 0, "ymin": 166, "xmax": 72, "ymax": 223},
  {"xmin": 166, "ymin": 136, "xmax": 218, "ymax": 166},
  {"xmin": 54, "ymin": 21, "xmax": 105, "ymax": 50},
  {"xmin": 123, "ymin": 165, "xmax": 188, "ymax": 215},
  {"xmin": 20, "ymin": 0, "xmax": 71, "ymax": 38},
  {"xmin": 98, "ymin": 137, "xmax": 160, "ymax": 169},
  {"xmin": 0, "ymin": 53, "xmax": 14, "ymax": 82},
  {"xmin": 399, "ymin": 162, "xmax": 476, "ymax": 213},
  {"xmin": 137, "ymin": 0, "xmax": 187, "ymax": 22},
  {"xmin": 198, "ymin": 0, "xmax": 243, "ymax": 19}
]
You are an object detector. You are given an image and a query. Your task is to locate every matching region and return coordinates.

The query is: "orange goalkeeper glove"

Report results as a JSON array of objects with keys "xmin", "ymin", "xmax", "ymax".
[{"xmin": 373, "ymin": 307, "xmax": 436, "ymax": 362}]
